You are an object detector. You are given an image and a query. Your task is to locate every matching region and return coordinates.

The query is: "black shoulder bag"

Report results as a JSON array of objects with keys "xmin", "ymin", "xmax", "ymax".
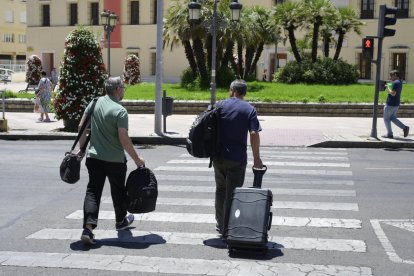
[{"xmin": 59, "ymin": 98, "xmax": 98, "ymax": 184}]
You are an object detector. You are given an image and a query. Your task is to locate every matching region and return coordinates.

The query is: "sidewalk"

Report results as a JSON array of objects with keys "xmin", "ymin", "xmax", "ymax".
[{"xmin": 1, "ymin": 112, "xmax": 413, "ymax": 148}]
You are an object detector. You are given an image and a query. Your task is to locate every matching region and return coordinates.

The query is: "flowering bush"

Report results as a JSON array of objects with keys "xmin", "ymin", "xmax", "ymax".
[
  {"xmin": 25, "ymin": 55, "xmax": 42, "ymax": 85},
  {"xmin": 123, "ymin": 54, "xmax": 141, "ymax": 85},
  {"xmin": 53, "ymin": 27, "xmax": 107, "ymax": 129}
]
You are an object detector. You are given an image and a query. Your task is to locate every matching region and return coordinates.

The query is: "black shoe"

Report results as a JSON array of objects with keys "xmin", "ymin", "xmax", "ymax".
[
  {"xmin": 215, "ymin": 223, "xmax": 222, "ymax": 233},
  {"xmin": 381, "ymin": 134, "xmax": 393, "ymax": 139},
  {"xmin": 403, "ymin": 126, "xmax": 410, "ymax": 137},
  {"xmin": 80, "ymin": 228, "xmax": 96, "ymax": 245},
  {"xmin": 115, "ymin": 214, "xmax": 134, "ymax": 231}
]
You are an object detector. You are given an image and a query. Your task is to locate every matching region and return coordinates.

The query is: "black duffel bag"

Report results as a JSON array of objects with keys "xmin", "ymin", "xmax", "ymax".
[
  {"xmin": 60, "ymin": 153, "xmax": 81, "ymax": 184},
  {"xmin": 126, "ymin": 166, "xmax": 158, "ymax": 213}
]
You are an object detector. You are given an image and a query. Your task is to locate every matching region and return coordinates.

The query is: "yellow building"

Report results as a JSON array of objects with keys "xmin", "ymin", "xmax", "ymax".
[
  {"xmin": 0, "ymin": 0, "xmax": 27, "ymax": 72},
  {"xmin": 26, "ymin": 0, "xmax": 413, "ymax": 83}
]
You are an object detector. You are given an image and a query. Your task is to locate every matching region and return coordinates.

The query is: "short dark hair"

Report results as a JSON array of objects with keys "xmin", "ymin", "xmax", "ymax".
[
  {"xmin": 390, "ymin": 70, "xmax": 400, "ymax": 78},
  {"xmin": 230, "ymin": 79, "xmax": 247, "ymax": 96},
  {"xmin": 41, "ymin": 71, "xmax": 46, "ymax": 76}
]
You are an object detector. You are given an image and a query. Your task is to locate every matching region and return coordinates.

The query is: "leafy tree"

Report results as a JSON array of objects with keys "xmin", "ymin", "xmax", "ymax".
[
  {"xmin": 123, "ymin": 54, "xmax": 141, "ymax": 85},
  {"xmin": 25, "ymin": 55, "xmax": 42, "ymax": 85},
  {"xmin": 53, "ymin": 27, "xmax": 107, "ymax": 131}
]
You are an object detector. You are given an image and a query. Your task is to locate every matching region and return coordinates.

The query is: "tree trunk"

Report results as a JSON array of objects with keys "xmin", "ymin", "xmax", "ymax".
[
  {"xmin": 323, "ymin": 36, "xmax": 330, "ymax": 58},
  {"xmin": 311, "ymin": 18, "xmax": 322, "ymax": 63},
  {"xmin": 192, "ymin": 38, "xmax": 209, "ymax": 86},
  {"xmin": 333, "ymin": 31, "xmax": 344, "ymax": 61},
  {"xmin": 243, "ymin": 46, "xmax": 255, "ymax": 79},
  {"xmin": 183, "ymin": 40, "xmax": 198, "ymax": 75},
  {"xmin": 221, "ymin": 41, "xmax": 234, "ymax": 71},
  {"xmin": 249, "ymin": 43, "xmax": 264, "ymax": 76},
  {"xmin": 237, "ymin": 43, "xmax": 243, "ymax": 78},
  {"xmin": 288, "ymin": 26, "xmax": 302, "ymax": 63}
]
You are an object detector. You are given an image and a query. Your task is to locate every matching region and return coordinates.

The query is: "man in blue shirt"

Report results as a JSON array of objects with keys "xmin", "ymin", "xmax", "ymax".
[
  {"xmin": 213, "ymin": 79, "xmax": 263, "ymax": 235},
  {"xmin": 382, "ymin": 70, "xmax": 409, "ymax": 139}
]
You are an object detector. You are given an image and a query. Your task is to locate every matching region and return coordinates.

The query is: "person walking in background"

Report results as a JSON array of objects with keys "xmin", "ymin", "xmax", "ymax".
[
  {"xmin": 50, "ymin": 67, "xmax": 58, "ymax": 92},
  {"xmin": 77, "ymin": 76, "xmax": 145, "ymax": 245},
  {"xmin": 382, "ymin": 70, "xmax": 409, "ymax": 139},
  {"xmin": 213, "ymin": 79, "xmax": 263, "ymax": 235},
  {"xmin": 35, "ymin": 71, "xmax": 52, "ymax": 122}
]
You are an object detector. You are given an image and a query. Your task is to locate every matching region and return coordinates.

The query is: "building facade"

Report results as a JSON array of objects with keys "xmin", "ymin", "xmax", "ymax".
[
  {"xmin": 26, "ymin": 0, "xmax": 413, "ymax": 83},
  {"xmin": 0, "ymin": 0, "xmax": 27, "ymax": 72}
]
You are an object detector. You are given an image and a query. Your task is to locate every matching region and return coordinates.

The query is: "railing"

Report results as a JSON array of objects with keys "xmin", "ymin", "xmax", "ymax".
[{"xmin": 0, "ymin": 61, "xmax": 26, "ymax": 72}]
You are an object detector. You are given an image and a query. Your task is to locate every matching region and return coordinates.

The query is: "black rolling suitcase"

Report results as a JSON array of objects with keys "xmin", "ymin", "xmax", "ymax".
[{"xmin": 225, "ymin": 165, "xmax": 273, "ymax": 254}]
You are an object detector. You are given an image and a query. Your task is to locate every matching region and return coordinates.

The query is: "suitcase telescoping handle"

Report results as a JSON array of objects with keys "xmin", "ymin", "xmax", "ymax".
[
  {"xmin": 252, "ymin": 165, "xmax": 267, "ymax": 188},
  {"xmin": 268, "ymin": 212, "xmax": 273, "ymax": 230}
]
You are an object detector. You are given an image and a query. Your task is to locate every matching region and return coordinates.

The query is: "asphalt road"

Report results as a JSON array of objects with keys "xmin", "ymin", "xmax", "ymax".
[{"xmin": 0, "ymin": 141, "xmax": 413, "ymax": 275}]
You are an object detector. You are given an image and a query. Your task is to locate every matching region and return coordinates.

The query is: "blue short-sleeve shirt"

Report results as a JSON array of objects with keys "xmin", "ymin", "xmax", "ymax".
[
  {"xmin": 218, "ymin": 97, "xmax": 261, "ymax": 165},
  {"xmin": 386, "ymin": 79, "xmax": 402, "ymax": 106}
]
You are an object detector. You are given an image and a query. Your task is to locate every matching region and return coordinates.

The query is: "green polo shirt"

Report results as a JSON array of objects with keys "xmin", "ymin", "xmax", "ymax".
[{"xmin": 85, "ymin": 95, "xmax": 128, "ymax": 163}]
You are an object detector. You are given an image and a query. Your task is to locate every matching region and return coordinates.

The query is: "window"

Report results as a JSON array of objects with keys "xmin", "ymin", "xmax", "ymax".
[
  {"xmin": 90, "ymin": 2, "xmax": 99, "ymax": 25},
  {"xmin": 131, "ymin": 1, "xmax": 140, "ymax": 25},
  {"xmin": 3, "ymin": 34, "xmax": 14, "ymax": 43},
  {"xmin": 392, "ymin": 53, "xmax": 407, "ymax": 80},
  {"xmin": 360, "ymin": 0, "xmax": 374, "ymax": 19},
  {"xmin": 70, "ymin": 3, "xmax": 78, "ymax": 26},
  {"xmin": 153, "ymin": 0, "xmax": 157, "ymax": 24},
  {"xmin": 151, "ymin": 52, "xmax": 156, "ymax": 75},
  {"xmin": 42, "ymin": 5, "xmax": 50, "ymax": 26},
  {"xmin": 18, "ymin": 34, "xmax": 26, "ymax": 43},
  {"xmin": 20, "ymin": 11, "xmax": 27, "ymax": 23},
  {"xmin": 358, "ymin": 53, "xmax": 371, "ymax": 79},
  {"xmin": 273, "ymin": 0, "xmax": 285, "ymax": 4},
  {"xmin": 395, "ymin": 0, "xmax": 409, "ymax": 18},
  {"xmin": 5, "ymin": 11, "xmax": 14, "ymax": 23}
]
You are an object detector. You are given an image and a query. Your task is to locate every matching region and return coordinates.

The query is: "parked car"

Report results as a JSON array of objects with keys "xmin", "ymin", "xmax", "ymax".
[{"xmin": 0, "ymin": 68, "xmax": 14, "ymax": 82}]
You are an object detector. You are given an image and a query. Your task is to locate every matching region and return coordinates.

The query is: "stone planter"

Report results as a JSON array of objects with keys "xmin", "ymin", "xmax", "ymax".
[{"xmin": 63, "ymin": 118, "xmax": 79, "ymax": 132}]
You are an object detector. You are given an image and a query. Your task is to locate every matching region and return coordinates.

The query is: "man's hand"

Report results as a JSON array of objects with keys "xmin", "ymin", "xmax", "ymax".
[
  {"xmin": 135, "ymin": 156, "xmax": 145, "ymax": 167},
  {"xmin": 253, "ymin": 157, "xmax": 263, "ymax": 169},
  {"xmin": 75, "ymin": 149, "xmax": 85, "ymax": 161}
]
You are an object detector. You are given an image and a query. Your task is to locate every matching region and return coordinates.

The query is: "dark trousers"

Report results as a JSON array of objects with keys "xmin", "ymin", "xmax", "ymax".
[
  {"xmin": 83, "ymin": 158, "xmax": 127, "ymax": 229},
  {"xmin": 213, "ymin": 158, "xmax": 246, "ymax": 233}
]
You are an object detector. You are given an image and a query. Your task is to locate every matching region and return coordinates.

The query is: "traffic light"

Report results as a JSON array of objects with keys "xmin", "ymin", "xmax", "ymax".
[
  {"xmin": 362, "ymin": 38, "xmax": 374, "ymax": 60},
  {"xmin": 378, "ymin": 5, "xmax": 397, "ymax": 38}
]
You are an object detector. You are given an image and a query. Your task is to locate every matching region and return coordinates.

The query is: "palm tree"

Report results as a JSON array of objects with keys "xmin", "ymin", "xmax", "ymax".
[
  {"xmin": 333, "ymin": 7, "xmax": 364, "ymax": 60},
  {"xmin": 272, "ymin": 1, "xmax": 305, "ymax": 63},
  {"xmin": 304, "ymin": 0, "xmax": 337, "ymax": 62}
]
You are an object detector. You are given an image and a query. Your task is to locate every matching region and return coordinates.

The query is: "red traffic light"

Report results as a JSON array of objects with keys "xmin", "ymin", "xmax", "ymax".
[{"xmin": 364, "ymin": 39, "xmax": 373, "ymax": 48}]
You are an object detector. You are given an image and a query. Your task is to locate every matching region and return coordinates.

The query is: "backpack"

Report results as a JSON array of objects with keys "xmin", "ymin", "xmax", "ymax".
[
  {"xmin": 186, "ymin": 104, "xmax": 221, "ymax": 167},
  {"xmin": 126, "ymin": 167, "xmax": 158, "ymax": 214}
]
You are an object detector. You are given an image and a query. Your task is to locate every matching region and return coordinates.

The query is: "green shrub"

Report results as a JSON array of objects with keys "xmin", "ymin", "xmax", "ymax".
[
  {"xmin": 180, "ymin": 67, "xmax": 197, "ymax": 88},
  {"xmin": 216, "ymin": 66, "xmax": 236, "ymax": 88},
  {"xmin": 273, "ymin": 58, "xmax": 359, "ymax": 85}
]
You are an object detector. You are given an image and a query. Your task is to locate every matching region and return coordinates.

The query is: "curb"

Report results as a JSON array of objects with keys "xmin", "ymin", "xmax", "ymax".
[{"xmin": 311, "ymin": 140, "xmax": 414, "ymax": 148}]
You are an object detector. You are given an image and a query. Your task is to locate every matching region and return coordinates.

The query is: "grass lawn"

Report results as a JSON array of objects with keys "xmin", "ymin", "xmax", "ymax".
[{"xmin": 8, "ymin": 81, "xmax": 414, "ymax": 104}]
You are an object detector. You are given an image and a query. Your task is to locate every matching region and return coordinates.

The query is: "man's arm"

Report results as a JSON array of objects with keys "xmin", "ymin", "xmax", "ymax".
[
  {"xmin": 250, "ymin": 131, "xmax": 263, "ymax": 169},
  {"xmin": 76, "ymin": 113, "xmax": 88, "ymax": 158},
  {"xmin": 118, "ymin": 128, "xmax": 145, "ymax": 167}
]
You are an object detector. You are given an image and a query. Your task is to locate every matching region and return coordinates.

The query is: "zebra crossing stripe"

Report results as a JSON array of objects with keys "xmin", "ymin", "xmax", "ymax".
[
  {"xmin": 156, "ymin": 175, "xmax": 355, "ymax": 186},
  {"xmin": 0, "ymin": 251, "xmax": 372, "ymax": 275},
  {"xmin": 180, "ymin": 151, "xmax": 349, "ymax": 158},
  {"xmin": 156, "ymin": 185, "xmax": 356, "ymax": 197},
  {"xmin": 65, "ymin": 211, "xmax": 362, "ymax": 229},
  {"xmin": 154, "ymin": 166, "xmax": 352, "ymax": 176},
  {"xmin": 255, "ymin": 155, "xmax": 349, "ymax": 161},
  {"xmin": 101, "ymin": 197, "xmax": 358, "ymax": 211},
  {"xmin": 27, "ymin": 228, "xmax": 366, "ymax": 253},
  {"xmin": 167, "ymin": 159, "xmax": 350, "ymax": 168}
]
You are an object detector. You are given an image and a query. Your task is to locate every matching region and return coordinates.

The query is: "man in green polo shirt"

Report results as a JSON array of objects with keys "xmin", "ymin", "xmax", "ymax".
[{"xmin": 77, "ymin": 76, "xmax": 145, "ymax": 245}]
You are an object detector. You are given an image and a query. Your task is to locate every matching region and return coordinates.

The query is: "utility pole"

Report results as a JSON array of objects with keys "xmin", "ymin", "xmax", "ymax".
[{"xmin": 154, "ymin": 0, "xmax": 164, "ymax": 135}]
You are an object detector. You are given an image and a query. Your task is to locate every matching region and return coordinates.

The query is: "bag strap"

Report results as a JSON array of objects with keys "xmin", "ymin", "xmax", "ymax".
[{"xmin": 70, "ymin": 98, "xmax": 98, "ymax": 152}]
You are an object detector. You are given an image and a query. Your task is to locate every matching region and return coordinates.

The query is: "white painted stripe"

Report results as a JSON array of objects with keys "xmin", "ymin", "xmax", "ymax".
[
  {"xmin": 0, "ymin": 251, "xmax": 372, "ymax": 275},
  {"xmin": 370, "ymin": 219, "xmax": 414, "ymax": 264},
  {"xmin": 101, "ymin": 197, "xmax": 359, "ymax": 211},
  {"xmin": 259, "ymin": 155, "xmax": 349, "ymax": 161},
  {"xmin": 156, "ymin": 175, "xmax": 354, "ymax": 186},
  {"xmin": 156, "ymin": 185, "xmax": 356, "ymax": 197},
  {"xmin": 27, "ymin": 228, "xmax": 366, "ymax": 252},
  {"xmin": 66, "ymin": 211, "xmax": 362, "ymax": 229},
  {"xmin": 155, "ymin": 166, "xmax": 353, "ymax": 176},
  {"xmin": 168, "ymin": 159, "xmax": 350, "ymax": 168},
  {"xmin": 180, "ymin": 151, "xmax": 348, "ymax": 158}
]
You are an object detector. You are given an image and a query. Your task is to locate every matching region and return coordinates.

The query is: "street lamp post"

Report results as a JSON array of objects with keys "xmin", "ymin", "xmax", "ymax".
[
  {"xmin": 100, "ymin": 10, "xmax": 118, "ymax": 76},
  {"xmin": 188, "ymin": 0, "xmax": 242, "ymax": 106}
]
